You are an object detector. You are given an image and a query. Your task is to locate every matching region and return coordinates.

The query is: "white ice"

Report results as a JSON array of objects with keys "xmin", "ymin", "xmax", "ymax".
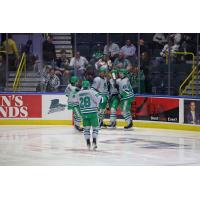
[{"xmin": 0, "ymin": 125, "xmax": 200, "ymax": 165}]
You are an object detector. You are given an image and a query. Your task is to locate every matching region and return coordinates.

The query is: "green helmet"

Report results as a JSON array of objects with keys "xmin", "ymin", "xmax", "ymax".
[
  {"xmin": 70, "ymin": 76, "xmax": 79, "ymax": 84},
  {"xmin": 99, "ymin": 66, "xmax": 107, "ymax": 73},
  {"xmin": 119, "ymin": 68, "xmax": 127, "ymax": 75},
  {"xmin": 82, "ymin": 80, "xmax": 90, "ymax": 89},
  {"xmin": 111, "ymin": 69, "xmax": 118, "ymax": 74}
]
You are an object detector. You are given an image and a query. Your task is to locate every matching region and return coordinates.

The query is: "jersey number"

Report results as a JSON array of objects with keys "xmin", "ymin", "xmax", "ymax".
[{"xmin": 80, "ymin": 97, "xmax": 91, "ymax": 108}]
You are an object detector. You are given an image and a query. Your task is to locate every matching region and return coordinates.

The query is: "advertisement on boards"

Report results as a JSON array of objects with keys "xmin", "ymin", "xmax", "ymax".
[
  {"xmin": 0, "ymin": 94, "xmax": 42, "ymax": 118},
  {"xmin": 184, "ymin": 99, "xmax": 200, "ymax": 125}
]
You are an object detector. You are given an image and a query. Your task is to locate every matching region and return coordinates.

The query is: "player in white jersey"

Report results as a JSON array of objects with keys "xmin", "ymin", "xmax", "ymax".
[
  {"xmin": 65, "ymin": 76, "xmax": 83, "ymax": 132},
  {"xmin": 92, "ymin": 67, "xmax": 108, "ymax": 127},
  {"xmin": 108, "ymin": 69, "xmax": 120, "ymax": 128},
  {"xmin": 77, "ymin": 81, "xmax": 101, "ymax": 150},
  {"xmin": 116, "ymin": 68, "xmax": 134, "ymax": 129}
]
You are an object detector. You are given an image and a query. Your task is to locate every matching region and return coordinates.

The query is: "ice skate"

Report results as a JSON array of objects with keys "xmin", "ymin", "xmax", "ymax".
[
  {"xmin": 100, "ymin": 121, "xmax": 107, "ymax": 128},
  {"xmin": 75, "ymin": 125, "xmax": 83, "ymax": 132},
  {"xmin": 107, "ymin": 121, "xmax": 117, "ymax": 129},
  {"xmin": 124, "ymin": 121, "xmax": 133, "ymax": 129},
  {"xmin": 92, "ymin": 138, "xmax": 97, "ymax": 150},
  {"xmin": 86, "ymin": 139, "xmax": 91, "ymax": 150}
]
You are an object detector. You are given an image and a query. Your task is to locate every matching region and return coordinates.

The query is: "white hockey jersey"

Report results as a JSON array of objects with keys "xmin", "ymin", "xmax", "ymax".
[
  {"xmin": 109, "ymin": 78, "xmax": 118, "ymax": 96},
  {"xmin": 92, "ymin": 77, "xmax": 108, "ymax": 96},
  {"xmin": 116, "ymin": 77, "xmax": 134, "ymax": 100},
  {"xmin": 77, "ymin": 89, "xmax": 102, "ymax": 114},
  {"xmin": 65, "ymin": 84, "xmax": 79, "ymax": 108}
]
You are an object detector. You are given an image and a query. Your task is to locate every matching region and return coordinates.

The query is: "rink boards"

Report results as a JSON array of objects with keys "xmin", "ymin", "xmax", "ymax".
[{"xmin": 0, "ymin": 93, "xmax": 200, "ymax": 132}]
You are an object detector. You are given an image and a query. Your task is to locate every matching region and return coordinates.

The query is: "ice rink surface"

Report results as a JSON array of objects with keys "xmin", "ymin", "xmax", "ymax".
[{"xmin": 0, "ymin": 125, "xmax": 200, "ymax": 166}]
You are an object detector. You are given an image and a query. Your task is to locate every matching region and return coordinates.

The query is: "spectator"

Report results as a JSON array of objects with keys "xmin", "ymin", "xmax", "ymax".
[
  {"xmin": 120, "ymin": 39, "xmax": 136, "ymax": 65},
  {"xmin": 2, "ymin": 33, "xmax": 19, "ymax": 70},
  {"xmin": 181, "ymin": 34, "xmax": 197, "ymax": 61},
  {"xmin": 0, "ymin": 55, "xmax": 5, "ymax": 91},
  {"xmin": 55, "ymin": 49, "xmax": 71, "ymax": 84},
  {"xmin": 169, "ymin": 33, "xmax": 182, "ymax": 45},
  {"xmin": 56, "ymin": 49, "xmax": 70, "ymax": 68},
  {"xmin": 139, "ymin": 39, "xmax": 148, "ymax": 55},
  {"xmin": 131, "ymin": 67, "xmax": 145, "ymax": 93},
  {"xmin": 42, "ymin": 35, "xmax": 56, "ymax": 65},
  {"xmin": 160, "ymin": 38, "xmax": 180, "ymax": 58},
  {"xmin": 36, "ymin": 65, "xmax": 51, "ymax": 92},
  {"xmin": 92, "ymin": 44, "xmax": 103, "ymax": 61},
  {"xmin": 85, "ymin": 69, "xmax": 95, "ymax": 84},
  {"xmin": 89, "ymin": 44, "xmax": 104, "ymax": 66},
  {"xmin": 103, "ymin": 39, "xmax": 120, "ymax": 61},
  {"xmin": 69, "ymin": 51, "xmax": 88, "ymax": 79},
  {"xmin": 152, "ymin": 33, "xmax": 167, "ymax": 48},
  {"xmin": 113, "ymin": 52, "xmax": 131, "ymax": 70},
  {"xmin": 45, "ymin": 68, "xmax": 60, "ymax": 92},
  {"xmin": 95, "ymin": 54, "xmax": 112, "ymax": 72},
  {"xmin": 33, "ymin": 55, "xmax": 42, "ymax": 74}
]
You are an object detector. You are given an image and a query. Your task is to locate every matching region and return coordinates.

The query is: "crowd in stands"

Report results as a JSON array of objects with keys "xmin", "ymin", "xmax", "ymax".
[
  {"xmin": 0, "ymin": 33, "xmax": 198, "ymax": 94},
  {"xmin": 40, "ymin": 36, "xmax": 147, "ymax": 93}
]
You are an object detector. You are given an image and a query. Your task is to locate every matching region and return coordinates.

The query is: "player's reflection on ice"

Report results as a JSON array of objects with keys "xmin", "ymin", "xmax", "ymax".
[{"xmin": 0, "ymin": 126, "xmax": 200, "ymax": 165}]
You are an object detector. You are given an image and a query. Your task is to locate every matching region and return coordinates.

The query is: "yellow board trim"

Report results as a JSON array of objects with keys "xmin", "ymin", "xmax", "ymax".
[
  {"xmin": 115, "ymin": 121, "xmax": 200, "ymax": 132},
  {"xmin": 0, "ymin": 120, "xmax": 73, "ymax": 126},
  {"xmin": 0, "ymin": 120, "xmax": 200, "ymax": 132}
]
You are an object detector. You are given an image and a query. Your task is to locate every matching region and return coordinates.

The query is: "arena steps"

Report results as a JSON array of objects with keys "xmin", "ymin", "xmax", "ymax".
[
  {"xmin": 51, "ymin": 33, "xmax": 73, "ymax": 59},
  {"xmin": 182, "ymin": 72, "xmax": 200, "ymax": 96},
  {"xmin": 4, "ymin": 71, "xmax": 41, "ymax": 92}
]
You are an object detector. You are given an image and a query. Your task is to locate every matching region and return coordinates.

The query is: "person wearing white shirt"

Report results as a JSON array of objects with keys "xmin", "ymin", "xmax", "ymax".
[
  {"xmin": 153, "ymin": 33, "xmax": 167, "ymax": 48},
  {"xmin": 103, "ymin": 40, "xmax": 120, "ymax": 61},
  {"xmin": 160, "ymin": 39, "xmax": 180, "ymax": 58},
  {"xmin": 169, "ymin": 33, "xmax": 182, "ymax": 44},
  {"xmin": 120, "ymin": 39, "xmax": 136, "ymax": 65},
  {"xmin": 95, "ymin": 54, "xmax": 112, "ymax": 72},
  {"xmin": 69, "ymin": 51, "xmax": 88, "ymax": 79}
]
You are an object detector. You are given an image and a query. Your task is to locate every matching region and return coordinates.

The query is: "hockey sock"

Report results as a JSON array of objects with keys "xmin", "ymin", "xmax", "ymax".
[
  {"xmin": 73, "ymin": 108, "xmax": 81, "ymax": 126},
  {"xmin": 110, "ymin": 107, "xmax": 117, "ymax": 123},
  {"xmin": 99, "ymin": 108, "xmax": 106, "ymax": 123},
  {"xmin": 83, "ymin": 126, "xmax": 90, "ymax": 140},
  {"xmin": 123, "ymin": 111, "xmax": 132, "ymax": 124},
  {"xmin": 92, "ymin": 127, "xmax": 99, "ymax": 140}
]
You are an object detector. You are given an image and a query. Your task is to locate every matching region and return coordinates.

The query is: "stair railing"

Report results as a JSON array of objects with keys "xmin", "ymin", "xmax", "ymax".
[
  {"xmin": 192, "ymin": 68, "xmax": 200, "ymax": 96},
  {"xmin": 179, "ymin": 66, "xmax": 197, "ymax": 96},
  {"xmin": 166, "ymin": 51, "xmax": 195, "ymax": 69},
  {"xmin": 164, "ymin": 51, "xmax": 196, "ymax": 96},
  {"xmin": 12, "ymin": 52, "xmax": 26, "ymax": 92}
]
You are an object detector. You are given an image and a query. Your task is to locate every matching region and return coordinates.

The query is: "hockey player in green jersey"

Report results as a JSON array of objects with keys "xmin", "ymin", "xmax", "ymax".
[
  {"xmin": 65, "ymin": 76, "xmax": 83, "ymax": 132},
  {"xmin": 108, "ymin": 69, "xmax": 120, "ymax": 128},
  {"xmin": 77, "ymin": 81, "xmax": 102, "ymax": 150},
  {"xmin": 92, "ymin": 67, "xmax": 108, "ymax": 127},
  {"xmin": 117, "ymin": 68, "xmax": 134, "ymax": 129}
]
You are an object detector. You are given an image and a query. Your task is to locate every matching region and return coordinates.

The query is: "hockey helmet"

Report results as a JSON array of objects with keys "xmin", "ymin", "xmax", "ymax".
[
  {"xmin": 82, "ymin": 80, "xmax": 90, "ymax": 89},
  {"xmin": 99, "ymin": 66, "xmax": 107, "ymax": 73},
  {"xmin": 119, "ymin": 68, "xmax": 128, "ymax": 75},
  {"xmin": 70, "ymin": 76, "xmax": 79, "ymax": 84}
]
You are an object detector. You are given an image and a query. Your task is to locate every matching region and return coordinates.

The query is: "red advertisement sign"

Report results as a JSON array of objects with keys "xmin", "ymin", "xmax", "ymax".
[
  {"xmin": 0, "ymin": 95, "xmax": 42, "ymax": 118},
  {"xmin": 132, "ymin": 97, "xmax": 179, "ymax": 122},
  {"xmin": 106, "ymin": 96, "xmax": 179, "ymax": 123}
]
